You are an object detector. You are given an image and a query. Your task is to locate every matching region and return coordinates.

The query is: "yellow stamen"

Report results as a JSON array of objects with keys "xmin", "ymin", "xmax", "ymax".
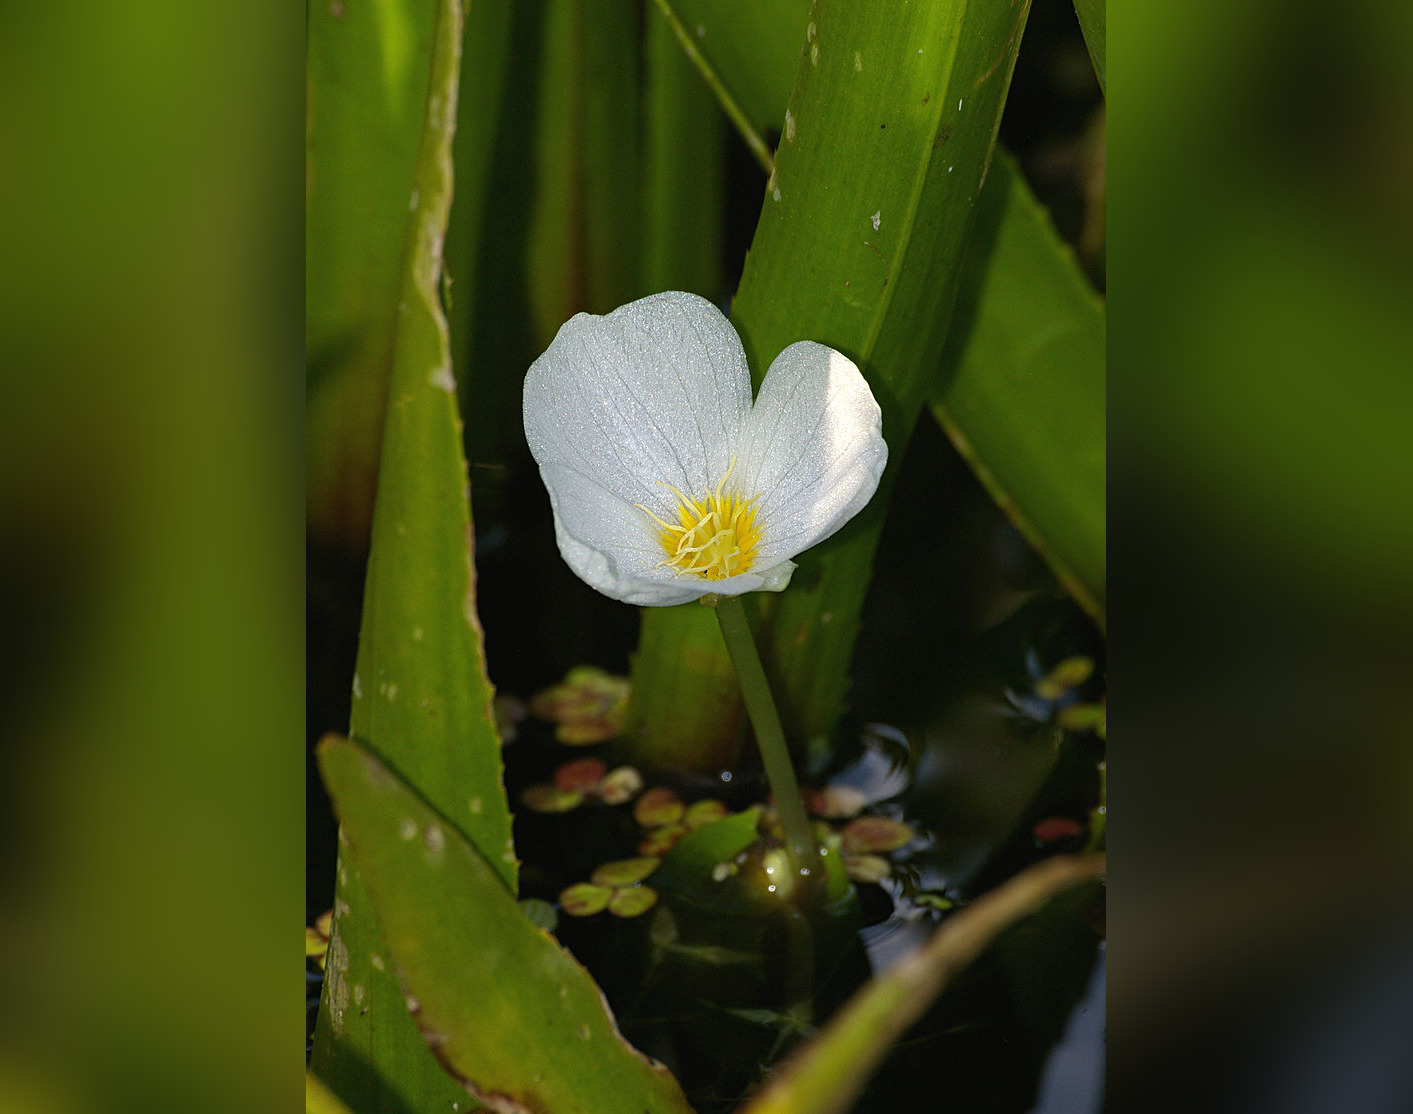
[{"xmin": 635, "ymin": 459, "xmax": 762, "ymax": 580}]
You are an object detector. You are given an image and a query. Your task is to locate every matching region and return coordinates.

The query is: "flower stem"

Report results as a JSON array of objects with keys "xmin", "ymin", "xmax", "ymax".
[{"xmin": 712, "ymin": 594, "xmax": 819, "ymax": 892}]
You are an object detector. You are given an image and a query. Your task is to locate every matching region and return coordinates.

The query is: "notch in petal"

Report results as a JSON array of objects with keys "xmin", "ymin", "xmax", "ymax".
[{"xmin": 736, "ymin": 342, "xmax": 888, "ymax": 562}]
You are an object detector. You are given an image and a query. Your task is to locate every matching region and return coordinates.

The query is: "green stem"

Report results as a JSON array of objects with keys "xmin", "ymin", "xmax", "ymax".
[{"xmin": 712, "ymin": 594, "xmax": 818, "ymax": 892}]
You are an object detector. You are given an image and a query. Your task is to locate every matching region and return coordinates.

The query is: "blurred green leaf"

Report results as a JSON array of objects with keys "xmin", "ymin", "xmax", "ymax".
[
  {"xmin": 643, "ymin": 5, "xmax": 727, "ymax": 299},
  {"xmin": 738, "ymin": 855, "xmax": 1106, "ymax": 1114},
  {"xmin": 309, "ymin": 1, "xmax": 517, "ymax": 1109},
  {"xmin": 1073, "ymin": 0, "xmax": 1106, "ymax": 95},
  {"xmin": 653, "ymin": 806, "xmax": 763, "ymax": 906},
  {"xmin": 307, "ymin": 0, "xmax": 438, "ymax": 551},
  {"xmin": 631, "ymin": 0, "xmax": 1037, "ymax": 765},
  {"xmin": 934, "ymin": 151, "xmax": 1106, "ymax": 623},
  {"xmin": 527, "ymin": 0, "xmax": 646, "ymax": 347},
  {"xmin": 305, "ymin": 1073, "xmax": 354, "ymax": 1114},
  {"xmin": 319, "ymin": 734, "xmax": 696, "ymax": 1114}
]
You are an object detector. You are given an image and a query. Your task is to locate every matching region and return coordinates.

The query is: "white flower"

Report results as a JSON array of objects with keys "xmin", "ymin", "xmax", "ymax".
[{"xmin": 523, "ymin": 291, "xmax": 887, "ymax": 606}]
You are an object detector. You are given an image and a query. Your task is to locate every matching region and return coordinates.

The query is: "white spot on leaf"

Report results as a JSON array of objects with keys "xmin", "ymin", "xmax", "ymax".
[
  {"xmin": 430, "ymin": 363, "xmax": 457, "ymax": 392},
  {"xmin": 784, "ymin": 109, "xmax": 796, "ymax": 142},
  {"xmin": 854, "ymin": 51, "xmax": 862, "ymax": 72},
  {"xmin": 399, "ymin": 818, "xmax": 417, "ymax": 841},
  {"xmin": 423, "ymin": 824, "xmax": 445, "ymax": 853},
  {"xmin": 871, "ymin": 211, "xmax": 881, "ymax": 231}
]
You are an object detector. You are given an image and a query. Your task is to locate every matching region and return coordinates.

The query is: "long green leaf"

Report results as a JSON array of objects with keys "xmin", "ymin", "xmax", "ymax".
[
  {"xmin": 643, "ymin": 5, "xmax": 726, "ymax": 300},
  {"xmin": 527, "ymin": 0, "xmax": 646, "ymax": 348},
  {"xmin": 1072, "ymin": 0, "xmax": 1105, "ymax": 95},
  {"xmin": 307, "ymin": 0, "xmax": 438, "ymax": 552},
  {"xmin": 630, "ymin": 0, "xmax": 1035, "ymax": 765},
  {"xmin": 738, "ymin": 855, "xmax": 1106, "ymax": 1114},
  {"xmin": 319, "ymin": 734, "xmax": 696, "ymax": 1114},
  {"xmin": 933, "ymin": 150, "xmax": 1106, "ymax": 623},
  {"xmin": 310, "ymin": 1, "xmax": 517, "ymax": 1109}
]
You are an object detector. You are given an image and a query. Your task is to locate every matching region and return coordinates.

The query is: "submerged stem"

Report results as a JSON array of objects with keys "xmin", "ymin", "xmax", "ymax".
[{"xmin": 712, "ymin": 594, "xmax": 819, "ymax": 892}]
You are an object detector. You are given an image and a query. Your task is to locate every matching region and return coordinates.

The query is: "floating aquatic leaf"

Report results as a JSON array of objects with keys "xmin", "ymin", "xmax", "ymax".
[
  {"xmin": 683, "ymin": 798, "xmax": 729, "ymax": 829},
  {"xmin": 530, "ymin": 665, "xmax": 632, "ymax": 744},
  {"xmin": 639, "ymin": 823, "xmax": 690, "ymax": 856},
  {"xmin": 555, "ymin": 757, "xmax": 609, "ymax": 792},
  {"xmin": 608, "ymin": 886, "xmax": 660, "ymax": 918},
  {"xmin": 592, "ymin": 857, "xmax": 661, "ymax": 887},
  {"xmin": 559, "ymin": 882, "xmax": 613, "ymax": 917},
  {"xmin": 597, "ymin": 765, "xmax": 646, "ymax": 805},
  {"xmin": 521, "ymin": 783, "xmax": 586, "ymax": 814},
  {"xmin": 840, "ymin": 817, "xmax": 916, "ymax": 855},
  {"xmin": 635, "ymin": 786, "xmax": 686, "ymax": 827}
]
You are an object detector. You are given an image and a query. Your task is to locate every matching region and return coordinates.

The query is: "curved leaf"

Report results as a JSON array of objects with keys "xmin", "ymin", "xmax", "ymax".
[
  {"xmin": 319, "ymin": 734, "xmax": 695, "ymax": 1114},
  {"xmin": 632, "ymin": 0, "xmax": 1037, "ymax": 764},
  {"xmin": 933, "ymin": 151, "xmax": 1106, "ymax": 622},
  {"xmin": 1072, "ymin": 0, "xmax": 1105, "ymax": 95},
  {"xmin": 738, "ymin": 855, "xmax": 1106, "ymax": 1114},
  {"xmin": 309, "ymin": 1, "xmax": 517, "ymax": 1110}
]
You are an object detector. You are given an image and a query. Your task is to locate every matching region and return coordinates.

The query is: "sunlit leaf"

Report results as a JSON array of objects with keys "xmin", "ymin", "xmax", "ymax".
[{"xmin": 631, "ymin": 0, "xmax": 1038, "ymax": 763}]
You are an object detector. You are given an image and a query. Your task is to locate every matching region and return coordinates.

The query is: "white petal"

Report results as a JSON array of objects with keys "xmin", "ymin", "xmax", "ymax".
[
  {"xmin": 542, "ymin": 467, "xmax": 795, "ymax": 606},
  {"xmin": 735, "ymin": 342, "xmax": 887, "ymax": 562},
  {"xmin": 523, "ymin": 291, "xmax": 752, "ymax": 509}
]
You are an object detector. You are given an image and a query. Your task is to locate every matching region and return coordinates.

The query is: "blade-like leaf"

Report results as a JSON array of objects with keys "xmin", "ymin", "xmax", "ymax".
[
  {"xmin": 934, "ymin": 150, "xmax": 1106, "ymax": 623},
  {"xmin": 319, "ymin": 734, "xmax": 696, "ymax": 1114},
  {"xmin": 643, "ymin": 5, "xmax": 726, "ymax": 300},
  {"xmin": 653, "ymin": 0, "xmax": 811, "ymax": 143},
  {"xmin": 307, "ymin": 0, "xmax": 437, "ymax": 551},
  {"xmin": 631, "ymin": 0, "xmax": 1036, "ymax": 765},
  {"xmin": 310, "ymin": 1, "xmax": 517, "ymax": 1109},
  {"xmin": 738, "ymin": 855, "xmax": 1106, "ymax": 1114},
  {"xmin": 1072, "ymin": 0, "xmax": 1105, "ymax": 95}
]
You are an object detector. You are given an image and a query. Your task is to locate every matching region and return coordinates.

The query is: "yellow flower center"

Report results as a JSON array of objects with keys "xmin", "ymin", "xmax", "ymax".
[{"xmin": 637, "ymin": 460, "xmax": 762, "ymax": 580}]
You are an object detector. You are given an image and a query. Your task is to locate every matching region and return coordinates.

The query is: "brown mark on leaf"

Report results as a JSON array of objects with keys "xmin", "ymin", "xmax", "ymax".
[
  {"xmin": 933, "ymin": 123, "xmax": 953, "ymax": 150},
  {"xmin": 862, "ymin": 240, "xmax": 889, "ymax": 288}
]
